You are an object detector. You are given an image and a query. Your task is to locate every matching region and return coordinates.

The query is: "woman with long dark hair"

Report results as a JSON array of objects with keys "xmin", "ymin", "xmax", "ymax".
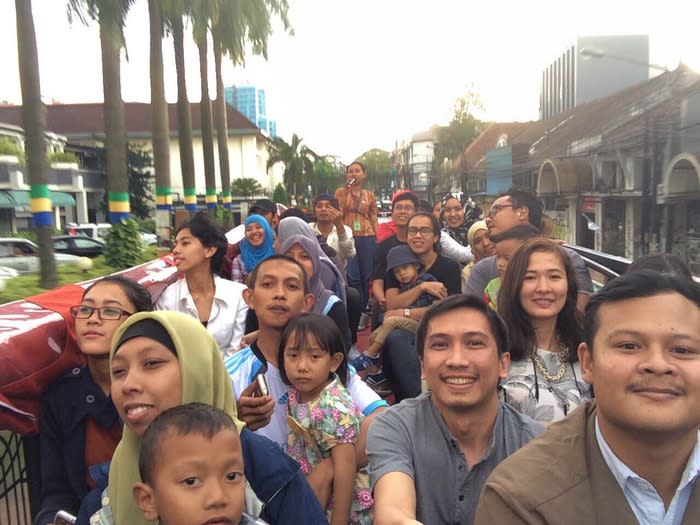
[{"xmin": 498, "ymin": 237, "xmax": 591, "ymax": 423}]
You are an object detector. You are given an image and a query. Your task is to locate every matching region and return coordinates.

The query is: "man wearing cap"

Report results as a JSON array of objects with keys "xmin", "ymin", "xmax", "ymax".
[
  {"xmin": 310, "ymin": 194, "xmax": 356, "ymax": 270},
  {"xmin": 249, "ymin": 198, "xmax": 278, "ymax": 229}
]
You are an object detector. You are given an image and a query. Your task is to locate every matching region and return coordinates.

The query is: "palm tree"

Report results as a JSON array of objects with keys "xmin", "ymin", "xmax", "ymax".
[
  {"xmin": 68, "ymin": 0, "xmax": 133, "ymax": 224},
  {"xmin": 162, "ymin": 1, "xmax": 197, "ymax": 215},
  {"xmin": 266, "ymin": 133, "xmax": 315, "ymax": 200},
  {"xmin": 14, "ymin": 0, "xmax": 57, "ymax": 288},
  {"xmin": 212, "ymin": 0, "xmax": 291, "ymax": 222},
  {"xmin": 148, "ymin": 0, "xmax": 171, "ymax": 236},
  {"xmin": 190, "ymin": 1, "xmax": 219, "ymax": 216}
]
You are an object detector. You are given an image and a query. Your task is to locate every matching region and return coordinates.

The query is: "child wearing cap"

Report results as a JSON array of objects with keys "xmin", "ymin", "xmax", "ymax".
[{"xmin": 351, "ymin": 245, "xmax": 438, "ymax": 387}]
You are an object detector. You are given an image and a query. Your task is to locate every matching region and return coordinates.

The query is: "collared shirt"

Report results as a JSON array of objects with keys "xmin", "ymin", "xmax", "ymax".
[
  {"xmin": 596, "ymin": 417, "xmax": 700, "ymax": 525},
  {"xmin": 367, "ymin": 394, "xmax": 543, "ymax": 524},
  {"xmin": 154, "ymin": 275, "xmax": 248, "ymax": 359}
]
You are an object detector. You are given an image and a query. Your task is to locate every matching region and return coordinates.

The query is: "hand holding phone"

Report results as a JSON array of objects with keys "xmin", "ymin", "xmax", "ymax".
[
  {"xmin": 54, "ymin": 510, "xmax": 77, "ymax": 525},
  {"xmin": 255, "ymin": 373, "xmax": 269, "ymax": 397}
]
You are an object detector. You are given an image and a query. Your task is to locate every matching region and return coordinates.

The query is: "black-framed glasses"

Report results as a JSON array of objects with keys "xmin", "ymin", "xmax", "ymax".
[
  {"xmin": 407, "ymin": 227, "xmax": 434, "ymax": 237},
  {"xmin": 70, "ymin": 305, "xmax": 133, "ymax": 320},
  {"xmin": 487, "ymin": 204, "xmax": 514, "ymax": 218}
]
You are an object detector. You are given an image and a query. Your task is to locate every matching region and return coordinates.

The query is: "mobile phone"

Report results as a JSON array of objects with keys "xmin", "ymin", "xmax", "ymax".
[
  {"xmin": 255, "ymin": 373, "xmax": 269, "ymax": 397},
  {"xmin": 54, "ymin": 510, "xmax": 77, "ymax": 525}
]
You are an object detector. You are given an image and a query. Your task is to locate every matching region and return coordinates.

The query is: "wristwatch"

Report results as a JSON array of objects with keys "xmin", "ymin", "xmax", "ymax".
[{"xmin": 403, "ymin": 308, "xmax": 411, "ymax": 318}]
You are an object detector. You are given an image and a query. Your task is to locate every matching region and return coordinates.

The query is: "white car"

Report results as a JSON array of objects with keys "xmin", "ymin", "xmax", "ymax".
[
  {"xmin": 65, "ymin": 223, "xmax": 158, "ymax": 246},
  {"xmin": 0, "ymin": 238, "xmax": 80, "ymax": 274}
]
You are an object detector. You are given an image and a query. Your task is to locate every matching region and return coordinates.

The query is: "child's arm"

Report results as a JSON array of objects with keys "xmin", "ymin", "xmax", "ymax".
[{"xmin": 330, "ymin": 443, "xmax": 356, "ymax": 525}]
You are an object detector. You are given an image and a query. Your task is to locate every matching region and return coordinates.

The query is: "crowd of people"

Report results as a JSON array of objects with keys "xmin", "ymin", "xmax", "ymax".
[{"xmin": 33, "ymin": 164, "xmax": 700, "ymax": 525}]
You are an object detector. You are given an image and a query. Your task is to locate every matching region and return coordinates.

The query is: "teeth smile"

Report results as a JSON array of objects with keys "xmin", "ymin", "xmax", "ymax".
[
  {"xmin": 127, "ymin": 406, "xmax": 150, "ymax": 416},
  {"xmin": 444, "ymin": 377, "xmax": 475, "ymax": 385}
]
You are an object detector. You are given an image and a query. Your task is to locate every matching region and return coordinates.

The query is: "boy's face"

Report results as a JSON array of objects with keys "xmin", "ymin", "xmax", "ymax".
[
  {"xmin": 392, "ymin": 262, "xmax": 420, "ymax": 285},
  {"xmin": 495, "ymin": 239, "xmax": 525, "ymax": 279},
  {"xmin": 134, "ymin": 428, "xmax": 245, "ymax": 525},
  {"xmin": 244, "ymin": 259, "xmax": 314, "ymax": 330}
]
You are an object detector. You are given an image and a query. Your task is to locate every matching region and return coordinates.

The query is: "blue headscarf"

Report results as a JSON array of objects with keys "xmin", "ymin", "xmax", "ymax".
[{"xmin": 241, "ymin": 214, "xmax": 275, "ymax": 273}]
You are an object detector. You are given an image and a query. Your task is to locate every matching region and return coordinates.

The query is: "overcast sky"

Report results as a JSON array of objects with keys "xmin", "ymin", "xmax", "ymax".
[{"xmin": 1, "ymin": 0, "xmax": 699, "ymax": 162}]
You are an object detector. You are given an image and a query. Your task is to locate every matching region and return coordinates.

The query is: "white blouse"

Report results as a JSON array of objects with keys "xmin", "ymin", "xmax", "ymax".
[{"xmin": 155, "ymin": 275, "xmax": 248, "ymax": 359}]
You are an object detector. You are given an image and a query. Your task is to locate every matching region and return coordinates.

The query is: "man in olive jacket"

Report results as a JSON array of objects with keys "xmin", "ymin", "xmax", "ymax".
[{"xmin": 476, "ymin": 271, "xmax": 700, "ymax": 525}]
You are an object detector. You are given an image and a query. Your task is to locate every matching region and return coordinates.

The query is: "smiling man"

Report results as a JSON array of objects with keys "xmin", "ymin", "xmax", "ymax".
[
  {"xmin": 476, "ymin": 271, "xmax": 700, "ymax": 525},
  {"xmin": 367, "ymin": 295, "xmax": 543, "ymax": 525}
]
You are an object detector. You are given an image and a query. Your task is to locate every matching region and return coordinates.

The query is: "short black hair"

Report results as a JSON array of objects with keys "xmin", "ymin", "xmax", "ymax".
[
  {"xmin": 278, "ymin": 313, "xmax": 348, "ymax": 386},
  {"xmin": 247, "ymin": 254, "xmax": 311, "ymax": 294},
  {"xmin": 392, "ymin": 192, "xmax": 420, "ymax": 211},
  {"xmin": 489, "ymin": 224, "xmax": 541, "ymax": 244},
  {"xmin": 584, "ymin": 270, "xmax": 700, "ymax": 350},
  {"xmin": 496, "ymin": 188, "xmax": 543, "ymax": 230},
  {"xmin": 82, "ymin": 275, "xmax": 153, "ymax": 313},
  {"xmin": 408, "ymin": 211, "xmax": 441, "ymax": 252},
  {"xmin": 627, "ymin": 253, "xmax": 693, "ymax": 281},
  {"xmin": 415, "ymin": 295, "xmax": 509, "ymax": 359},
  {"xmin": 175, "ymin": 212, "xmax": 228, "ymax": 276},
  {"xmin": 138, "ymin": 403, "xmax": 239, "ymax": 484}
]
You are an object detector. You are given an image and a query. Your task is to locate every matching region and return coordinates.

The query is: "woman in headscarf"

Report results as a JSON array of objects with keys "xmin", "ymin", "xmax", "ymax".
[
  {"xmin": 461, "ymin": 219, "xmax": 496, "ymax": 293},
  {"xmin": 279, "ymin": 235, "xmax": 351, "ymax": 350},
  {"xmin": 92, "ymin": 311, "xmax": 327, "ymax": 525},
  {"xmin": 231, "ymin": 214, "xmax": 276, "ymax": 284},
  {"xmin": 440, "ymin": 193, "xmax": 483, "ymax": 247},
  {"xmin": 277, "ymin": 216, "xmax": 347, "ymax": 304}
]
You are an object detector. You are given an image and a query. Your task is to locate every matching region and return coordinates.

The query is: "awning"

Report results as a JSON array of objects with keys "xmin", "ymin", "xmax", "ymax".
[{"xmin": 0, "ymin": 190, "xmax": 76, "ymax": 209}]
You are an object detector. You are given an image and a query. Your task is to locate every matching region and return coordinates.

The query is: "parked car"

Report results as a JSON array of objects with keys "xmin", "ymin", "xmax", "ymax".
[
  {"xmin": 0, "ymin": 238, "xmax": 80, "ymax": 274},
  {"xmin": 52, "ymin": 235, "xmax": 105, "ymax": 258},
  {"xmin": 65, "ymin": 223, "xmax": 158, "ymax": 246}
]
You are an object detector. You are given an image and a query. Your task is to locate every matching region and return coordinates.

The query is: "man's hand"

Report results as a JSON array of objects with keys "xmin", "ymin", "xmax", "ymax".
[
  {"xmin": 421, "ymin": 281, "xmax": 447, "ymax": 299},
  {"xmin": 239, "ymin": 330, "xmax": 259, "ymax": 349},
  {"xmin": 384, "ymin": 309, "xmax": 404, "ymax": 318},
  {"xmin": 327, "ymin": 206, "xmax": 345, "ymax": 229},
  {"xmin": 236, "ymin": 381, "xmax": 274, "ymax": 430}
]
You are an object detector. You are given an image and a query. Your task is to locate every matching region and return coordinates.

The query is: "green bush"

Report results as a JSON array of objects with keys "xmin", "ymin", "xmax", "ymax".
[
  {"xmin": 136, "ymin": 218, "xmax": 156, "ymax": 233},
  {"xmin": 47, "ymin": 151, "xmax": 80, "ymax": 166},
  {"xmin": 0, "ymin": 138, "xmax": 24, "ymax": 163},
  {"xmin": 103, "ymin": 218, "xmax": 143, "ymax": 269},
  {"xmin": 272, "ymin": 183, "xmax": 289, "ymax": 206}
]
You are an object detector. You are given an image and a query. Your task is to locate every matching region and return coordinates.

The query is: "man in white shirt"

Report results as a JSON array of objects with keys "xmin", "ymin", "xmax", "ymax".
[
  {"xmin": 476, "ymin": 271, "xmax": 700, "ymax": 525},
  {"xmin": 309, "ymin": 193, "xmax": 356, "ymax": 270}
]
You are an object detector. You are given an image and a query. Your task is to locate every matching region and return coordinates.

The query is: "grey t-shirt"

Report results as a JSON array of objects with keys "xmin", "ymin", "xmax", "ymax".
[
  {"xmin": 367, "ymin": 394, "xmax": 544, "ymax": 525},
  {"xmin": 464, "ymin": 248, "xmax": 594, "ymax": 297}
]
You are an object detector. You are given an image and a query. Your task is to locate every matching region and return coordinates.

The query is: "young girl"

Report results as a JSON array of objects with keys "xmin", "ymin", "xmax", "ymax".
[
  {"xmin": 231, "ymin": 214, "xmax": 276, "ymax": 284},
  {"xmin": 279, "ymin": 314, "xmax": 373, "ymax": 525},
  {"xmin": 90, "ymin": 310, "xmax": 327, "ymax": 525}
]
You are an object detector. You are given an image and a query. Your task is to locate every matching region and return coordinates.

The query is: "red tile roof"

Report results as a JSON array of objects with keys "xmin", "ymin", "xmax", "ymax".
[{"xmin": 0, "ymin": 102, "xmax": 259, "ymax": 138}]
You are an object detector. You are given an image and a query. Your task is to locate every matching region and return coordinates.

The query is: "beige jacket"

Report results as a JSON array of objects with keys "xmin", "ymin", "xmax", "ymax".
[{"xmin": 475, "ymin": 401, "xmax": 700, "ymax": 525}]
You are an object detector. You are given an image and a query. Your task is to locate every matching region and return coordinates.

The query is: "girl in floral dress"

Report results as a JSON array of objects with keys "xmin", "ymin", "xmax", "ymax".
[{"xmin": 278, "ymin": 313, "xmax": 373, "ymax": 525}]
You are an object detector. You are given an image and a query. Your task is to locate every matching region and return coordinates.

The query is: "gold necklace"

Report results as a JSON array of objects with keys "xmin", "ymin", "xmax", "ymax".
[{"xmin": 531, "ymin": 335, "xmax": 568, "ymax": 383}]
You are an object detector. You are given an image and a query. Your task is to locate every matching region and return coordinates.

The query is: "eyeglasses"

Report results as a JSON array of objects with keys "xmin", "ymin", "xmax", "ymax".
[
  {"xmin": 487, "ymin": 204, "xmax": 514, "ymax": 218},
  {"xmin": 393, "ymin": 204, "xmax": 415, "ymax": 212},
  {"xmin": 70, "ymin": 305, "xmax": 133, "ymax": 320},
  {"xmin": 407, "ymin": 227, "xmax": 434, "ymax": 237}
]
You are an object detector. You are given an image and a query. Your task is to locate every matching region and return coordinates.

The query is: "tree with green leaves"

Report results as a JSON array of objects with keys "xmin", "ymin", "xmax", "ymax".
[
  {"xmin": 127, "ymin": 144, "xmax": 155, "ymax": 219},
  {"xmin": 212, "ymin": 0, "xmax": 291, "ymax": 221},
  {"xmin": 14, "ymin": 0, "xmax": 57, "ymax": 288},
  {"xmin": 266, "ymin": 133, "xmax": 315, "ymax": 198},
  {"xmin": 356, "ymin": 148, "xmax": 391, "ymax": 193},
  {"xmin": 313, "ymin": 156, "xmax": 344, "ymax": 194},
  {"xmin": 436, "ymin": 84, "xmax": 485, "ymax": 164},
  {"xmin": 231, "ymin": 177, "xmax": 263, "ymax": 200},
  {"xmin": 68, "ymin": 0, "xmax": 133, "ymax": 225},
  {"xmin": 272, "ymin": 182, "xmax": 289, "ymax": 205}
]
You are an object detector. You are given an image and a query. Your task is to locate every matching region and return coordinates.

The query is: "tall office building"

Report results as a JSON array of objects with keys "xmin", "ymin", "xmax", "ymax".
[
  {"xmin": 540, "ymin": 35, "xmax": 650, "ymax": 120},
  {"xmin": 224, "ymin": 85, "xmax": 278, "ymax": 137}
]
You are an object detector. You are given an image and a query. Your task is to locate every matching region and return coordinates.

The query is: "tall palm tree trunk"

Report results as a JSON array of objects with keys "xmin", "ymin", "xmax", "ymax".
[
  {"xmin": 213, "ymin": 35, "xmax": 231, "ymax": 226},
  {"xmin": 148, "ymin": 0, "xmax": 171, "ymax": 246},
  {"xmin": 15, "ymin": 0, "xmax": 57, "ymax": 288},
  {"xmin": 197, "ymin": 32, "xmax": 217, "ymax": 217},
  {"xmin": 172, "ymin": 17, "xmax": 197, "ymax": 216},
  {"xmin": 98, "ymin": 10, "xmax": 129, "ymax": 224}
]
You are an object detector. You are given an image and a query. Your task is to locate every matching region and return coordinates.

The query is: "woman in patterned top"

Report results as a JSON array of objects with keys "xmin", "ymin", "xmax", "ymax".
[{"xmin": 497, "ymin": 237, "xmax": 591, "ymax": 423}]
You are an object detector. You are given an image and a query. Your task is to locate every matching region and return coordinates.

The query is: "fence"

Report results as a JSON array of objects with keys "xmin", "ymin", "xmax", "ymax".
[{"xmin": 0, "ymin": 431, "xmax": 32, "ymax": 525}]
